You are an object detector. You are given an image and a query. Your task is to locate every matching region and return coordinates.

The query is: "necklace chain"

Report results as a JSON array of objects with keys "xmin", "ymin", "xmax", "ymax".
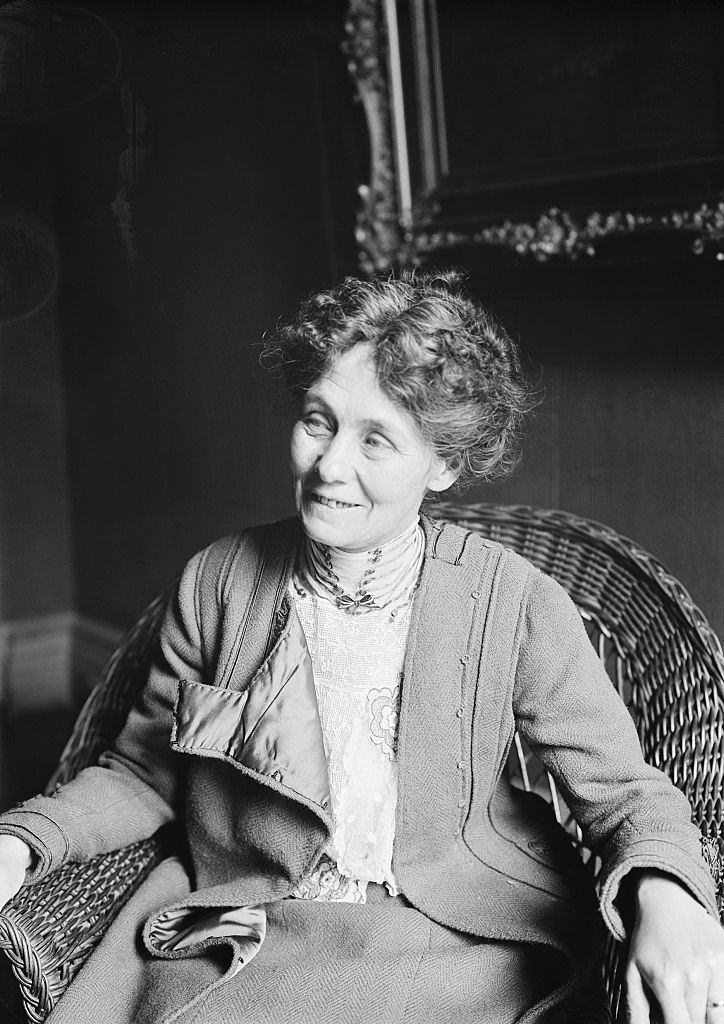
[
  {"xmin": 319, "ymin": 544, "xmax": 383, "ymax": 614},
  {"xmin": 296, "ymin": 520, "xmax": 424, "ymax": 617}
]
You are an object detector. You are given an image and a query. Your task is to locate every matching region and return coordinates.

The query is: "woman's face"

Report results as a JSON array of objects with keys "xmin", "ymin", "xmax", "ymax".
[{"xmin": 290, "ymin": 344, "xmax": 456, "ymax": 552}]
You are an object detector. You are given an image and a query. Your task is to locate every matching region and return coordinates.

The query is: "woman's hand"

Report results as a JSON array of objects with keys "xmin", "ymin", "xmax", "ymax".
[
  {"xmin": 626, "ymin": 870, "xmax": 724, "ymax": 1024},
  {"xmin": 0, "ymin": 834, "xmax": 32, "ymax": 912}
]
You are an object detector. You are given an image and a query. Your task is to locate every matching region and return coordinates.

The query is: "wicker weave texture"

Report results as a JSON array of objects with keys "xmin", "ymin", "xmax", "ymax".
[
  {"xmin": 0, "ymin": 837, "xmax": 165, "ymax": 1023},
  {"xmin": 47, "ymin": 585, "xmax": 175, "ymax": 793}
]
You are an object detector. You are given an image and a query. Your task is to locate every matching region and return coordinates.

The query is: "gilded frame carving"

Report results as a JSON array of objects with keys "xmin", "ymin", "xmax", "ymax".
[{"xmin": 344, "ymin": 0, "xmax": 724, "ymax": 271}]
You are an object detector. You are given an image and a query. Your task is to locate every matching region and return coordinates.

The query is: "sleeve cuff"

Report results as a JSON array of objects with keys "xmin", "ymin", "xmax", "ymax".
[
  {"xmin": 0, "ymin": 809, "xmax": 69, "ymax": 882},
  {"xmin": 597, "ymin": 837, "xmax": 719, "ymax": 941}
]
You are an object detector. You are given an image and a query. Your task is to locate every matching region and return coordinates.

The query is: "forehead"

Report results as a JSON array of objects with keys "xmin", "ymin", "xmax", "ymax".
[{"xmin": 306, "ymin": 345, "xmax": 414, "ymax": 430}]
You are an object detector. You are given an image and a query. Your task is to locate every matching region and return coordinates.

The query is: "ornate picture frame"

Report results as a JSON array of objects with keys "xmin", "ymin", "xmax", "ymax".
[{"xmin": 344, "ymin": 0, "xmax": 724, "ymax": 271}]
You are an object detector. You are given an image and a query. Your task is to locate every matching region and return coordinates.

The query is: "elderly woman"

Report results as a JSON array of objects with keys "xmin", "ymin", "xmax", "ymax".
[{"xmin": 0, "ymin": 270, "xmax": 721, "ymax": 1024}]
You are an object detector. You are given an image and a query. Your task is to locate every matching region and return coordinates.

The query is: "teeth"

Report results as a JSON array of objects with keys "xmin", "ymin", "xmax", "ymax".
[{"xmin": 315, "ymin": 495, "xmax": 355, "ymax": 509}]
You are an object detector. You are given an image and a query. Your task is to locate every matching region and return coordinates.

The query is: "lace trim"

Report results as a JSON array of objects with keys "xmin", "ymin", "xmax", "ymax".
[{"xmin": 291, "ymin": 852, "xmax": 368, "ymax": 904}]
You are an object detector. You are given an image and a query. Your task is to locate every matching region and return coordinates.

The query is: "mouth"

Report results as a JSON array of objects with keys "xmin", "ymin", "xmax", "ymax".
[{"xmin": 307, "ymin": 491, "xmax": 359, "ymax": 510}]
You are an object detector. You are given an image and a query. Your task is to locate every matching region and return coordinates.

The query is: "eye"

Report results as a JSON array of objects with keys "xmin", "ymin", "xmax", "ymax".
[
  {"xmin": 302, "ymin": 412, "xmax": 332, "ymax": 436},
  {"xmin": 364, "ymin": 432, "xmax": 393, "ymax": 453}
]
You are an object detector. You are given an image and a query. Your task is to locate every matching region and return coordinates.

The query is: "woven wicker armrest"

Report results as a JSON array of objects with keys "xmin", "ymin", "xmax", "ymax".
[{"xmin": 0, "ymin": 834, "xmax": 166, "ymax": 1024}]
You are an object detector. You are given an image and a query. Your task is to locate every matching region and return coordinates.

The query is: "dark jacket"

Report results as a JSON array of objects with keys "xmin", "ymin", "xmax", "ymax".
[{"xmin": 0, "ymin": 517, "xmax": 717, "ymax": 1022}]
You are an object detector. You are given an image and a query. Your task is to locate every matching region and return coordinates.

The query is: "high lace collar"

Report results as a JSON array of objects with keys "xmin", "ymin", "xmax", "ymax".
[{"xmin": 295, "ymin": 518, "xmax": 425, "ymax": 616}]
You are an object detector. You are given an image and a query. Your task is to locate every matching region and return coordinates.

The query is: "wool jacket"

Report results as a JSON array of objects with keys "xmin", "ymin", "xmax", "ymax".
[{"xmin": 0, "ymin": 516, "xmax": 717, "ymax": 1023}]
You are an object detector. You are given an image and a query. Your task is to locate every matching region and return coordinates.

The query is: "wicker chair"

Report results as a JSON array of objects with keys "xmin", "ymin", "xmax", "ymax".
[{"xmin": 0, "ymin": 503, "xmax": 722, "ymax": 1024}]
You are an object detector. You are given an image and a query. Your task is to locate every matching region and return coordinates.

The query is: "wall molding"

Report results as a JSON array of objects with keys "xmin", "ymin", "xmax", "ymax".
[{"xmin": 0, "ymin": 613, "xmax": 123, "ymax": 713}]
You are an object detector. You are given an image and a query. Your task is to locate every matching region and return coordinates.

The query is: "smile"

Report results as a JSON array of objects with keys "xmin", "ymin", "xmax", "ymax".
[{"xmin": 309, "ymin": 493, "xmax": 358, "ymax": 509}]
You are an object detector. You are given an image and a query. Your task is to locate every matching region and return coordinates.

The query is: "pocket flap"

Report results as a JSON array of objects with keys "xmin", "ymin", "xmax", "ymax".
[
  {"xmin": 172, "ymin": 680, "xmax": 250, "ymax": 759},
  {"xmin": 172, "ymin": 602, "xmax": 331, "ymax": 816}
]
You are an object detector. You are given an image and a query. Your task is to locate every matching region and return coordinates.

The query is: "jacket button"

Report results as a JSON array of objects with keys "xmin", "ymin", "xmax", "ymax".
[
  {"xmin": 456, "ymin": 761, "xmax": 463, "ymax": 770},
  {"xmin": 471, "ymin": 592, "xmax": 480, "ymax": 600},
  {"xmin": 460, "ymin": 656, "xmax": 468, "ymax": 665},
  {"xmin": 456, "ymin": 708, "xmax": 464, "ymax": 718}
]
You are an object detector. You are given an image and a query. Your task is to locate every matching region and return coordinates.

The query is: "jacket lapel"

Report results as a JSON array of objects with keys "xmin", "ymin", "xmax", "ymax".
[{"xmin": 173, "ymin": 518, "xmax": 332, "ymax": 825}]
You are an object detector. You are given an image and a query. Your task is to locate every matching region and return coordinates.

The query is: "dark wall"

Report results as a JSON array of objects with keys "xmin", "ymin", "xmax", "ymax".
[
  {"xmin": 5, "ymin": 1, "xmax": 720, "ymax": 641},
  {"xmin": 458, "ymin": 260, "xmax": 723, "ymax": 638},
  {"xmin": 0, "ymin": 307, "xmax": 73, "ymax": 619},
  {"xmin": 44, "ymin": 1, "xmax": 361, "ymax": 624}
]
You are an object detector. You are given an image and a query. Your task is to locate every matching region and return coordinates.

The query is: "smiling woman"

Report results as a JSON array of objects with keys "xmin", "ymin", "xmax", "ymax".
[
  {"xmin": 290, "ymin": 344, "xmax": 455, "ymax": 552},
  {"xmin": 266, "ymin": 271, "xmax": 531, "ymax": 489},
  {"xmin": 0, "ymin": 270, "xmax": 722, "ymax": 1024}
]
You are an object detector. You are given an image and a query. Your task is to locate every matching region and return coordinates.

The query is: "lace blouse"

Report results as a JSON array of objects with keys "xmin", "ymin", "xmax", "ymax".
[{"xmin": 290, "ymin": 588, "xmax": 413, "ymax": 903}]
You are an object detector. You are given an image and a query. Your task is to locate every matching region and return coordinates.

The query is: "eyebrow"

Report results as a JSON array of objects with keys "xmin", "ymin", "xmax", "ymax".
[
  {"xmin": 302, "ymin": 392, "xmax": 407, "ymax": 440},
  {"xmin": 360, "ymin": 417, "xmax": 399, "ymax": 436}
]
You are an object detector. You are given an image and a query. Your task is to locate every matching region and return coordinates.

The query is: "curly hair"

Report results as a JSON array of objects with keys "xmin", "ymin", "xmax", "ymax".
[{"xmin": 261, "ymin": 269, "xmax": 534, "ymax": 489}]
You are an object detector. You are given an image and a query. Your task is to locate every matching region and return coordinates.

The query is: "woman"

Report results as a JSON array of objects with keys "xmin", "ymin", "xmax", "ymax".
[{"xmin": 0, "ymin": 270, "xmax": 721, "ymax": 1024}]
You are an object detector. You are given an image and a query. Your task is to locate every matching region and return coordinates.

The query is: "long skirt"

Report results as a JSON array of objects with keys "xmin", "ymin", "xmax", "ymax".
[{"xmin": 47, "ymin": 858, "xmax": 568, "ymax": 1024}]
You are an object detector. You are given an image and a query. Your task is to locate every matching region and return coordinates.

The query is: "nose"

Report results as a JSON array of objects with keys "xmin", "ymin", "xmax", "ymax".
[{"xmin": 315, "ymin": 432, "xmax": 355, "ymax": 484}]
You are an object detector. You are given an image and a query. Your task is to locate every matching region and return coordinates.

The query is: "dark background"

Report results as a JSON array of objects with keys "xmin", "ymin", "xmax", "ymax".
[
  {"xmin": 434, "ymin": 0, "xmax": 724, "ymax": 203},
  {"xmin": 1, "ymin": 0, "xmax": 722, "ymax": 733}
]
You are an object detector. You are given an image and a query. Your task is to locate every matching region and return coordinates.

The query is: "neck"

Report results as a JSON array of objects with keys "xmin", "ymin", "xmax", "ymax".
[{"xmin": 297, "ymin": 518, "xmax": 424, "ymax": 614}]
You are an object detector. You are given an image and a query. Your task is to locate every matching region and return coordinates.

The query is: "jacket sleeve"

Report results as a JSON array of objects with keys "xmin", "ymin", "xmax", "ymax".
[
  {"xmin": 512, "ymin": 566, "xmax": 718, "ymax": 940},
  {"xmin": 0, "ymin": 547, "xmax": 211, "ymax": 883}
]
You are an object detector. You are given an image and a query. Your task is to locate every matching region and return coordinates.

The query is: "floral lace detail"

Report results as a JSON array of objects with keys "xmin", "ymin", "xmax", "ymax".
[
  {"xmin": 368, "ymin": 685, "xmax": 400, "ymax": 761},
  {"xmin": 292, "ymin": 588, "xmax": 412, "ymax": 897},
  {"xmin": 291, "ymin": 852, "xmax": 367, "ymax": 904}
]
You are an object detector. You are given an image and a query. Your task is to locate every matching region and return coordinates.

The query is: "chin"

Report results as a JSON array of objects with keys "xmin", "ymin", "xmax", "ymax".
[
  {"xmin": 301, "ymin": 518, "xmax": 333, "ymax": 545},
  {"xmin": 304, "ymin": 517, "xmax": 349, "ymax": 546},
  {"xmin": 298, "ymin": 505, "xmax": 361, "ymax": 549}
]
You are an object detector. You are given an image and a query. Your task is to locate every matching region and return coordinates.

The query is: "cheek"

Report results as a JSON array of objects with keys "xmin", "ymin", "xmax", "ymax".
[
  {"xmin": 400, "ymin": 454, "xmax": 433, "ymax": 488},
  {"xmin": 289, "ymin": 429, "xmax": 305, "ymax": 477},
  {"xmin": 366, "ymin": 460, "xmax": 422, "ymax": 508},
  {"xmin": 379, "ymin": 457, "xmax": 437, "ymax": 508},
  {"xmin": 290, "ymin": 427, "xmax": 323, "ymax": 482}
]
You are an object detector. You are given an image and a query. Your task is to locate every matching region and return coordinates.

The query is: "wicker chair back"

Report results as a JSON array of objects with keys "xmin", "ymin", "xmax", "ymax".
[{"xmin": 46, "ymin": 586, "xmax": 176, "ymax": 792}]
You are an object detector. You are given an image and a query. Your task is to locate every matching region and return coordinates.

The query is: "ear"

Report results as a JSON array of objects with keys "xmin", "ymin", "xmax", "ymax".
[{"xmin": 427, "ymin": 456, "xmax": 460, "ymax": 494}]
